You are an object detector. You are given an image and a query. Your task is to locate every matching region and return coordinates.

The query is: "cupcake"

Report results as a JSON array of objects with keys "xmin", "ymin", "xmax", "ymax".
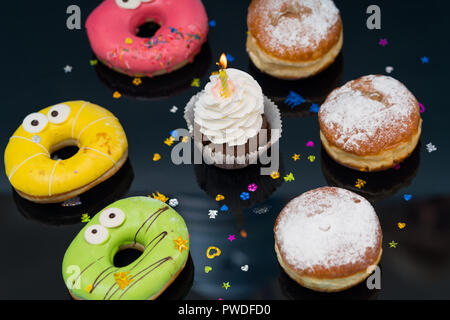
[{"xmin": 185, "ymin": 55, "xmax": 282, "ymax": 169}]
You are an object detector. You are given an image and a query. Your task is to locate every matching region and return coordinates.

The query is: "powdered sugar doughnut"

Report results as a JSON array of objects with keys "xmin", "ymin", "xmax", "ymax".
[
  {"xmin": 274, "ymin": 187, "xmax": 382, "ymax": 292},
  {"xmin": 246, "ymin": 0, "xmax": 343, "ymax": 79},
  {"xmin": 86, "ymin": 0, "xmax": 208, "ymax": 77},
  {"xmin": 319, "ymin": 75, "xmax": 422, "ymax": 172}
]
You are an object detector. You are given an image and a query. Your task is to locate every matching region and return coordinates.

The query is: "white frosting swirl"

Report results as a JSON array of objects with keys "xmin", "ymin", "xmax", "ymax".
[{"xmin": 194, "ymin": 68, "xmax": 264, "ymax": 146}]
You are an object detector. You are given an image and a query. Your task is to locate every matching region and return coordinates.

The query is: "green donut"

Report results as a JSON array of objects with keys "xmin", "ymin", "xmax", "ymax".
[{"xmin": 62, "ymin": 196, "xmax": 189, "ymax": 300}]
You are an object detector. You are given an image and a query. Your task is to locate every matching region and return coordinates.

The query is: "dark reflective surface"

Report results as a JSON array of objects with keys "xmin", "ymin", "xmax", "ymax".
[
  {"xmin": 1, "ymin": 0, "xmax": 450, "ymax": 299},
  {"xmin": 249, "ymin": 53, "xmax": 344, "ymax": 118}
]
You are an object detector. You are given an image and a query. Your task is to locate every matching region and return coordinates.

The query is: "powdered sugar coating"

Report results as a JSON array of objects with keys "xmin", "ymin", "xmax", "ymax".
[
  {"xmin": 275, "ymin": 187, "xmax": 381, "ymax": 275},
  {"xmin": 248, "ymin": 0, "xmax": 341, "ymax": 58},
  {"xmin": 319, "ymin": 75, "xmax": 420, "ymax": 154}
]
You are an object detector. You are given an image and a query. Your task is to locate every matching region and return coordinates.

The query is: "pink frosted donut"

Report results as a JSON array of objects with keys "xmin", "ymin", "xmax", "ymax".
[{"xmin": 86, "ymin": 0, "xmax": 209, "ymax": 77}]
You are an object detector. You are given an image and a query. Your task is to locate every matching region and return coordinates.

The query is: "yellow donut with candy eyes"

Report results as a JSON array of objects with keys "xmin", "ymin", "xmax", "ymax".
[{"xmin": 4, "ymin": 101, "xmax": 128, "ymax": 203}]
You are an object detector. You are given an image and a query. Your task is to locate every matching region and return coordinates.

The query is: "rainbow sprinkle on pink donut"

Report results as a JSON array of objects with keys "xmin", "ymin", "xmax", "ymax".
[{"xmin": 86, "ymin": 0, "xmax": 208, "ymax": 77}]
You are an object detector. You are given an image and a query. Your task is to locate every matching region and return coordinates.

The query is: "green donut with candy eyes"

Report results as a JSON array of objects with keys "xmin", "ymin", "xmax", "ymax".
[{"xmin": 62, "ymin": 196, "xmax": 189, "ymax": 300}]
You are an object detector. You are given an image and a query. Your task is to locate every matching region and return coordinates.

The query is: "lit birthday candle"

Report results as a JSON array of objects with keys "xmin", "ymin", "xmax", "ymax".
[{"xmin": 218, "ymin": 53, "xmax": 230, "ymax": 98}]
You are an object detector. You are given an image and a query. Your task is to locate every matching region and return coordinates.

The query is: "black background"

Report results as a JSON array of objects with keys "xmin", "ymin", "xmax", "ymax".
[{"xmin": 1, "ymin": 0, "xmax": 450, "ymax": 299}]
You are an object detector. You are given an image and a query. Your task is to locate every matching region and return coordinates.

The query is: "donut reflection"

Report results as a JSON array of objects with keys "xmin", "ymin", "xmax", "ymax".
[
  {"xmin": 93, "ymin": 43, "xmax": 212, "ymax": 100},
  {"xmin": 13, "ymin": 158, "xmax": 134, "ymax": 226},
  {"xmin": 320, "ymin": 143, "xmax": 420, "ymax": 203},
  {"xmin": 248, "ymin": 53, "xmax": 344, "ymax": 118}
]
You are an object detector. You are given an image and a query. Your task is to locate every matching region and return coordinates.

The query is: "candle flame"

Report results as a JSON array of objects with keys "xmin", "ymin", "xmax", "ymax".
[{"xmin": 219, "ymin": 53, "xmax": 228, "ymax": 69}]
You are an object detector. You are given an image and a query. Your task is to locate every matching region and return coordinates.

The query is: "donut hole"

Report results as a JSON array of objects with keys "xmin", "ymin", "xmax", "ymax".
[
  {"xmin": 136, "ymin": 21, "xmax": 161, "ymax": 38},
  {"xmin": 50, "ymin": 141, "xmax": 79, "ymax": 160},
  {"xmin": 113, "ymin": 244, "xmax": 144, "ymax": 268}
]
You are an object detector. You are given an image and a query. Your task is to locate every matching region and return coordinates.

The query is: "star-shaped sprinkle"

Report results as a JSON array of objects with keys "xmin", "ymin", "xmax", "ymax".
[
  {"xmin": 378, "ymin": 38, "xmax": 388, "ymax": 47},
  {"xmin": 114, "ymin": 272, "xmax": 134, "ymax": 290},
  {"xmin": 420, "ymin": 56, "xmax": 429, "ymax": 64},
  {"xmin": 113, "ymin": 91, "xmax": 121, "ymax": 99},
  {"xmin": 215, "ymin": 194, "xmax": 225, "ymax": 201},
  {"xmin": 292, "ymin": 153, "xmax": 300, "ymax": 161},
  {"xmin": 284, "ymin": 173, "xmax": 295, "ymax": 182},
  {"xmin": 208, "ymin": 210, "xmax": 218, "ymax": 219},
  {"xmin": 151, "ymin": 191, "xmax": 169, "ymax": 203},
  {"xmin": 220, "ymin": 205, "xmax": 228, "ymax": 212},
  {"xmin": 153, "ymin": 153, "xmax": 161, "ymax": 161},
  {"xmin": 241, "ymin": 265, "xmax": 249, "ymax": 272},
  {"xmin": 308, "ymin": 155, "xmax": 316, "ymax": 162},
  {"xmin": 164, "ymin": 136, "xmax": 175, "ymax": 146},
  {"xmin": 222, "ymin": 282, "xmax": 231, "ymax": 290},
  {"xmin": 419, "ymin": 102, "xmax": 425, "ymax": 113},
  {"xmin": 397, "ymin": 222, "xmax": 406, "ymax": 229},
  {"xmin": 310, "ymin": 104, "xmax": 320, "ymax": 113},
  {"xmin": 404, "ymin": 194, "xmax": 412, "ymax": 201},
  {"xmin": 248, "ymin": 183, "xmax": 258, "ymax": 192},
  {"xmin": 90, "ymin": 59, "xmax": 98, "ymax": 66},
  {"xmin": 204, "ymin": 266, "xmax": 212, "ymax": 273},
  {"xmin": 132, "ymin": 77, "xmax": 142, "ymax": 86},
  {"xmin": 270, "ymin": 171, "xmax": 280, "ymax": 179},
  {"xmin": 385, "ymin": 66, "xmax": 394, "ymax": 74},
  {"xmin": 64, "ymin": 65, "xmax": 73, "ymax": 73},
  {"xmin": 170, "ymin": 106, "xmax": 178, "ymax": 113},
  {"xmin": 81, "ymin": 213, "xmax": 91, "ymax": 223},
  {"xmin": 191, "ymin": 78, "xmax": 200, "ymax": 87},
  {"xmin": 168, "ymin": 198, "xmax": 178, "ymax": 207},
  {"xmin": 389, "ymin": 241, "xmax": 398, "ymax": 248},
  {"xmin": 284, "ymin": 91, "xmax": 305, "ymax": 108},
  {"xmin": 125, "ymin": 37, "xmax": 133, "ymax": 44},
  {"xmin": 426, "ymin": 142, "xmax": 437, "ymax": 153},
  {"xmin": 209, "ymin": 20, "xmax": 216, "ymax": 27},
  {"xmin": 85, "ymin": 284, "xmax": 93, "ymax": 293},
  {"xmin": 355, "ymin": 178, "xmax": 366, "ymax": 189},
  {"xmin": 227, "ymin": 234, "xmax": 236, "ymax": 242},
  {"xmin": 174, "ymin": 236, "xmax": 188, "ymax": 253}
]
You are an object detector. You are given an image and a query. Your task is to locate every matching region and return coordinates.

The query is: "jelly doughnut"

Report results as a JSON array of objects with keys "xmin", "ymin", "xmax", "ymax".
[
  {"xmin": 86, "ymin": 0, "xmax": 209, "ymax": 77},
  {"xmin": 247, "ymin": 0, "xmax": 343, "ymax": 79},
  {"xmin": 62, "ymin": 197, "xmax": 190, "ymax": 300},
  {"xmin": 319, "ymin": 75, "xmax": 422, "ymax": 171},
  {"xmin": 274, "ymin": 187, "xmax": 382, "ymax": 292},
  {"xmin": 4, "ymin": 101, "xmax": 128, "ymax": 203}
]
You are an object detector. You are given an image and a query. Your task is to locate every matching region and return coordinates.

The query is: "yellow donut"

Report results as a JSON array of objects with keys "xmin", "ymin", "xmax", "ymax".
[{"xmin": 4, "ymin": 101, "xmax": 128, "ymax": 203}]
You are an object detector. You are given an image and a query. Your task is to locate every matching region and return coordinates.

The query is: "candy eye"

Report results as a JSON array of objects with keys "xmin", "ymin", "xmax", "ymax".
[
  {"xmin": 99, "ymin": 208, "xmax": 126, "ymax": 228},
  {"xmin": 22, "ymin": 113, "xmax": 48, "ymax": 134},
  {"xmin": 47, "ymin": 104, "xmax": 71, "ymax": 124},
  {"xmin": 84, "ymin": 225, "xmax": 109, "ymax": 245},
  {"xmin": 115, "ymin": 0, "xmax": 141, "ymax": 9}
]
